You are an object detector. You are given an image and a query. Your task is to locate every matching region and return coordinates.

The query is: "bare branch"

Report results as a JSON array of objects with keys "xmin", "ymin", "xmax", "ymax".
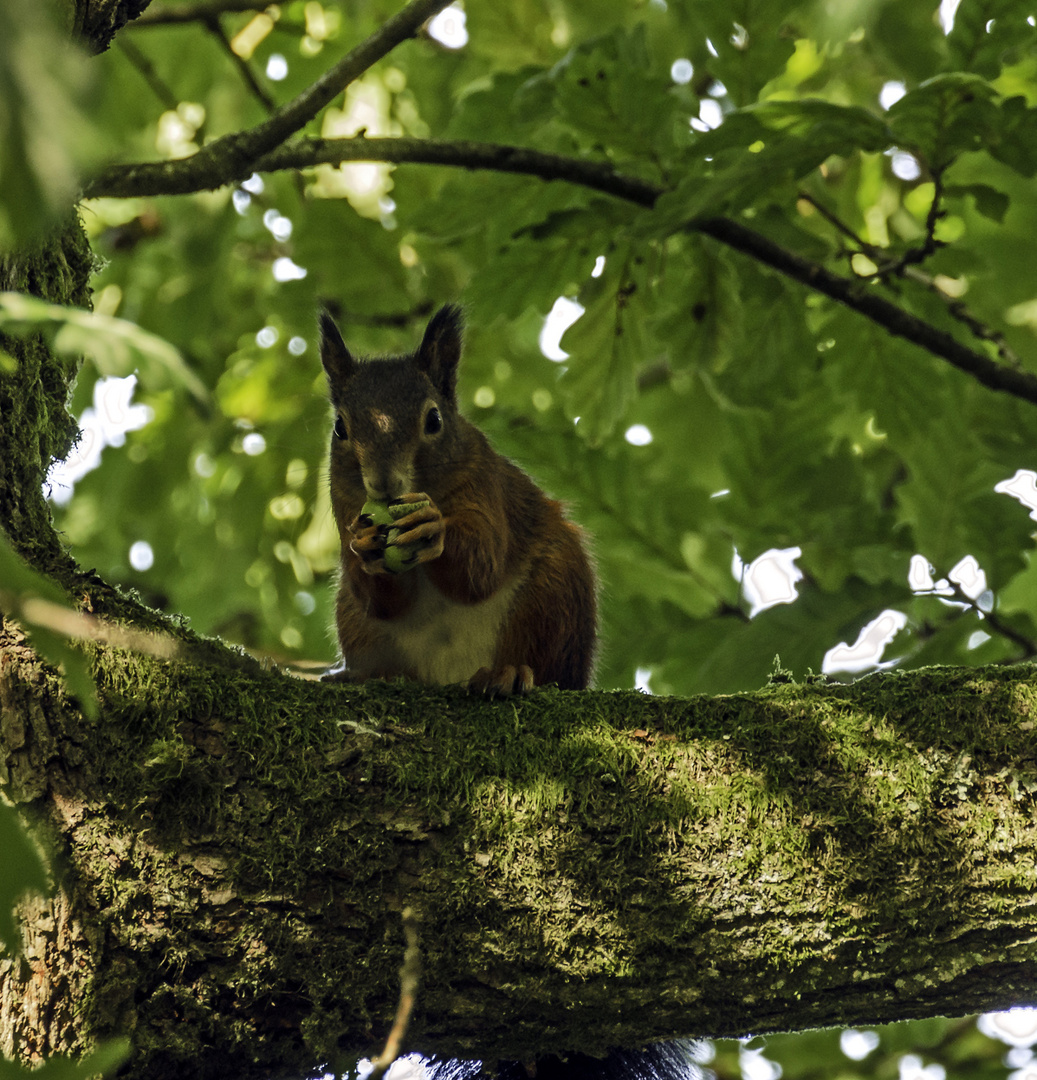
[
  {"xmin": 893, "ymin": 168, "xmax": 947, "ymax": 274},
  {"xmin": 799, "ymin": 189, "xmax": 1024, "ymax": 369},
  {"xmin": 797, "ymin": 190, "xmax": 881, "ymax": 259},
  {"xmin": 83, "ymin": 134, "xmax": 663, "ymax": 203},
  {"xmin": 117, "ymin": 37, "xmax": 181, "ymax": 113},
  {"xmin": 925, "ymin": 578, "xmax": 1037, "ymax": 661},
  {"xmin": 368, "ymin": 907, "xmax": 422, "ymax": 1080},
  {"xmin": 94, "ymin": 0, "xmax": 454, "ymax": 194},
  {"xmin": 693, "ymin": 215, "xmax": 1037, "ymax": 409},
  {"xmin": 237, "ymin": 0, "xmax": 454, "ymax": 155},
  {"xmin": 202, "ymin": 15, "xmax": 276, "ymax": 113},
  {"xmin": 83, "ymin": 132, "xmax": 1037, "ymax": 412}
]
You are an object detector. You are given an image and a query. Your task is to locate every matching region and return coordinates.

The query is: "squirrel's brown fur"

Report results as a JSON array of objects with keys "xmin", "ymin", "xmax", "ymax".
[{"xmin": 321, "ymin": 305, "xmax": 596, "ymax": 696}]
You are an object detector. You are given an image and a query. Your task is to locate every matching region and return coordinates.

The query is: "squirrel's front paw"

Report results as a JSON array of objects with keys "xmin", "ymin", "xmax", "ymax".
[
  {"xmin": 381, "ymin": 493, "xmax": 445, "ymax": 572},
  {"xmin": 468, "ymin": 664, "xmax": 535, "ymax": 699},
  {"xmin": 348, "ymin": 515, "xmax": 390, "ymax": 574},
  {"xmin": 350, "ymin": 494, "xmax": 444, "ymax": 574}
]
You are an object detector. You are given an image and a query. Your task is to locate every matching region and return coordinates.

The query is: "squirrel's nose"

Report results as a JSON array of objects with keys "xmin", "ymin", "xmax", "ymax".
[{"xmin": 362, "ymin": 472, "xmax": 411, "ymax": 501}]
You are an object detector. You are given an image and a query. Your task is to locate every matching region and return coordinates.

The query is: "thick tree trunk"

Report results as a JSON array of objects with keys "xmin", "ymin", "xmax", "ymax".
[{"xmin": 2, "ymin": 619, "xmax": 1037, "ymax": 1077}]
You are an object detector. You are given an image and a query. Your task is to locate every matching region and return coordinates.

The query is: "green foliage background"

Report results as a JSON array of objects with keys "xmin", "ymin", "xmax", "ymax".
[
  {"xmin": 39, "ymin": 0, "xmax": 1037, "ymax": 697},
  {"xmin": 6, "ymin": 0, "xmax": 1037, "ymax": 1074}
]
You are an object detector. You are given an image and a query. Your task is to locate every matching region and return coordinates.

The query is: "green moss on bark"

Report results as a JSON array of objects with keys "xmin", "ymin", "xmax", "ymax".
[
  {"xmin": 5, "ymin": 642, "xmax": 1032, "ymax": 1076},
  {"xmin": 0, "ymin": 214, "xmax": 93, "ymax": 572}
]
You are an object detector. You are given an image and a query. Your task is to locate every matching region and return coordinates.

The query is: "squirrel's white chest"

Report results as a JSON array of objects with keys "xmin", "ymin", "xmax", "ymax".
[{"xmin": 387, "ymin": 571, "xmax": 522, "ymax": 685}]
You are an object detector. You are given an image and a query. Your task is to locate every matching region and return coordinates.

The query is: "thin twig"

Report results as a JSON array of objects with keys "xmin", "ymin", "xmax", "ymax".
[
  {"xmin": 797, "ymin": 190, "xmax": 883, "ymax": 259},
  {"xmin": 211, "ymin": 0, "xmax": 454, "ymax": 179},
  {"xmin": 800, "ymin": 189, "xmax": 1024, "ymax": 368},
  {"xmin": 367, "ymin": 907, "xmax": 421, "ymax": 1080},
  {"xmin": 872, "ymin": 169, "xmax": 947, "ymax": 278},
  {"xmin": 936, "ymin": 579, "xmax": 1037, "ymax": 661},
  {"xmin": 695, "ymin": 213, "xmax": 1037, "ymax": 407},
  {"xmin": 117, "ymin": 37, "xmax": 181, "ymax": 113},
  {"xmin": 202, "ymin": 15, "xmax": 276, "ymax": 113},
  {"xmin": 941, "ymin": 294, "xmax": 1023, "ymax": 369},
  {"xmin": 93, "ymin": 0, "xmax": 454, "ymax": 194}
]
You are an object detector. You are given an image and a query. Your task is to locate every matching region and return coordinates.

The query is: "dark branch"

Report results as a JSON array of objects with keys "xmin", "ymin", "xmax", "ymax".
[
  {"xmin": 97, "ymin": 0, "xmax": 454, "ymax": 193},
  {"xmin": 83, "ymin": 133, "xmax": 1037, "ymax": 411},
  {"xmin": 234, "ymin": 0, "xmax": 453, "ymax": 158},
  {"xmin": 797, "ymin": 189, "xmax": 881, "ymax": 260},
  {"xmin": 798, "ymin": 189, "xmax": 1024, "ymax": 369},
  {"xmin": 84, "ymin": 132, "xmax": 660, "ymax": 203},
  {"xmin": 117, "ymin": 37, "xmax": 181, "ymax": 113},
  {"xmin": 692, "ymin": 216, "xmax": 1037, "ymax": 408},
  {"xmin": 934, "ymin": 579, "xmax": 1037, "ymax": 661},
  {"xmin": 368, "ymin": 907, "xmax": 421, "ymax": 1080}
]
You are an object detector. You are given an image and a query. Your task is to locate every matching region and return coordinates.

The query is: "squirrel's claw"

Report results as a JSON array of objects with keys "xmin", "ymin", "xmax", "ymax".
[
  {"xmin": 389, "ymin": 494, "xmax": 446, "ymax": 565},
  {"xmin": 468, "ymin": 664, "xmax": 535, "ymax": 698},
  {"xmin": 349, "ymin": 526, "xmax": 389, "ymax": 575}
]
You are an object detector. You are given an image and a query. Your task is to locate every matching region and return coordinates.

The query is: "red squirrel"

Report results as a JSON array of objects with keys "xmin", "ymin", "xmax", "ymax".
[{"xmin": 320, "ymin": 305, "xmax": 596, "ymax": 696}]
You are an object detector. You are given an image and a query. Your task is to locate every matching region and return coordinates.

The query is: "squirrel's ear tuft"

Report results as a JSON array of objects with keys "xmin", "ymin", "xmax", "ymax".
[
  {"xmin": 320, "ymin": 309, "xmax": 357, "ymax": 387},
  {"xmin": 416, "ymin": 304, "xmax": 463, "ymax": 404}
]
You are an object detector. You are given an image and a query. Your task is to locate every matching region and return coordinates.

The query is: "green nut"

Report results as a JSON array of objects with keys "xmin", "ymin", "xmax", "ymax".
[{"xmin": 360, "ymin": 498, "xmax": 431, "ymax": 574}]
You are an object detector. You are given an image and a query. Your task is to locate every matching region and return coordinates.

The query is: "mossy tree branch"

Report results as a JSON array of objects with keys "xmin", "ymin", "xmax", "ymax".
[
  {"xmin": 84, "ymin": 135, "xmax": 1037, "ymax": 412},
  {"xmin": 3, "ymin": 625, "xmax": 1037, "ymax": 1075}
]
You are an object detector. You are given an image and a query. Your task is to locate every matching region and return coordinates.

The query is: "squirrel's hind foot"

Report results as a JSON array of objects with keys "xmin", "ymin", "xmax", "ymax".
[{"xmin": 468, "ymin": 664, "xmax": 535, "ymax": 699}]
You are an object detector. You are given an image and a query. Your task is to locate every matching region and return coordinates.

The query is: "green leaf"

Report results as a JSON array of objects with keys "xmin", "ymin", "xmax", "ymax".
[
  {"xmin": 886, "ymin": 74, "xmax": 1001, "ymax": 169},
  {"xmin": 988, "ymin": 94, "xmax": 1037, "ymax": 176},
  {"xmin": 944, "ymin": 182, "xmax": 1010, "ymax": 223},
  {"xmin": 946, "ymin": 0, "xmax": 1037, "ymax": 77},
  {"xmin": 654, "ymin": 240, "xmax": 744, "ymax": 377},
  {"xmin": 652, "ymin": 101, "xmax": 889, "ymax": 230},
  {"xmin": 0, "ymin": 293, "xmax": 210, "ymax": 405},
  {"xmin": 667, "ymin": 0, "xmax": 808, "ymax": 106},
  {"xmin": 557, "ymin": 265, "xmax": 647, "ymax": 444},
  {"xmin": 872, "ymin": 0, "xmax": 949, "ymax": 82},
  {"xmin": 549, "ymin": 25, "xmax": 681, "ymax": 162}
]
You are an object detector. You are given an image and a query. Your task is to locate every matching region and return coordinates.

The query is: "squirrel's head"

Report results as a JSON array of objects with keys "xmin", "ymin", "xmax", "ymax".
[{"xmin": 320, "ymin": 305, "xmax": 465, "ymax": 502}]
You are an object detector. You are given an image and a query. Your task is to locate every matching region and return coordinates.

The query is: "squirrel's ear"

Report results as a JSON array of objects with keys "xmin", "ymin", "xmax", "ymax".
[
  {"xmin": 319, "ymin": 309, "xmax": 357, "ymax": 386},
  {"xmin": 416, "ymin": 305, "xmax": 463, "ymax": 404}
]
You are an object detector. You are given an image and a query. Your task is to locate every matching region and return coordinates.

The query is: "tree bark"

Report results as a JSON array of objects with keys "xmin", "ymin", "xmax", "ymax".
[{"xmin": 2, "ymin": 619, "xmax": 1037, "ymax": 1077}]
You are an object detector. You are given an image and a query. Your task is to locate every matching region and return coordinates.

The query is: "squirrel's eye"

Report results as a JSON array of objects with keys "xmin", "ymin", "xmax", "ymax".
[
  {"xmin": 333, "ymin": 416, "xmax": 348, "ymax": 441},
  {"xmin": 424, "ymin": 406, "xmax": 443, "ymax": 436}
]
